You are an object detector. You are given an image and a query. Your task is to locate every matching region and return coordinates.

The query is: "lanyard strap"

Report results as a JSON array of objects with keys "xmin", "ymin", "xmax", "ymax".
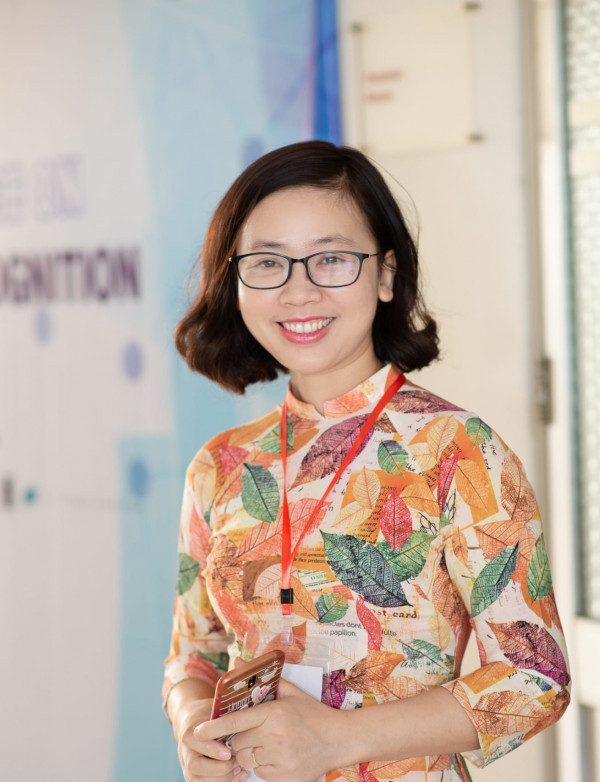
[{"xmin": 279, "ymin": 370, "xmax": 406, "ymax": 615}]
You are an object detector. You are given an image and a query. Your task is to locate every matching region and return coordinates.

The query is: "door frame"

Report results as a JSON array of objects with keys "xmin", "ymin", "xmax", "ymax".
[{"xmin": 531, "ymin": 1, "xmax": 597, "ymax": 780}]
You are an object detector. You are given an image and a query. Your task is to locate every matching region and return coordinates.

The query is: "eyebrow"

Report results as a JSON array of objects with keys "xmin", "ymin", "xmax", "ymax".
[{"xmin": 248, "ymin": 235, "xmax": 356, "ymax": 251}]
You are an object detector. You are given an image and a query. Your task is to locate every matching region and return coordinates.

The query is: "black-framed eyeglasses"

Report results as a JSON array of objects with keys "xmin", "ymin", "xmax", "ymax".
[{"xmin": 229, "ymin": 251, "xmax": 380, "ymax": 289}]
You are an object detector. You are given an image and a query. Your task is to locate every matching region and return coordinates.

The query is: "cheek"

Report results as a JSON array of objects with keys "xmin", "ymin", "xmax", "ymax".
[
  {"xmin": 237, "ymin": 288, "xmax": 270, "ymax": 335},
  {"xmin": 237, "ymin": 285, "xmax": 253, "ymax": 320},
  {"xmin": 349, "ymin": 278, "xmax": 381, "ymax": 319}
]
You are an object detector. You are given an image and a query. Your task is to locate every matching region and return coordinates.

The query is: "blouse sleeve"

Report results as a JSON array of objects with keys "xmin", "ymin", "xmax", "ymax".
[
  {"xmin": 162, "ymin": 447, "xmax": 230, "ymax": 713},
  {"xmin": 439, "ymin": 431, "xmax": 571, "ymax": 766}
]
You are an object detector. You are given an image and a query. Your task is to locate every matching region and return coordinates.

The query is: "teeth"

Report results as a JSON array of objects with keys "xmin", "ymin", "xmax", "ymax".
[{"xmin": 281, "ymin": 318, "xmax": 333, "ymax": 334}]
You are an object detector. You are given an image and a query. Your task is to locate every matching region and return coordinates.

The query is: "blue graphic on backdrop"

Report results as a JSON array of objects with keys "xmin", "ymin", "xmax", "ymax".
[
  {"xmin": 123, "ymin": 342, "xmax": 144, "ymax": 381},
  {"xmin": 23, "ymin": 486, "xmax": 38, "ymax": 504},
  {"xmin": 34, "ymin": 307, "xmax": 52, "ymax": 342},
  {"xmin": 129, "ymin": 458, "xmax": 150, "ymax": 498},
  {"xmin": 313, "ymin": 0, "xmax": 341, "ymax": 143}
]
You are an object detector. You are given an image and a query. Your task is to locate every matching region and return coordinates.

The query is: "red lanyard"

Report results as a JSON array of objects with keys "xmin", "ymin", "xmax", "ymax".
[{"xmin": 278, "ymin": 371, "xmax": 406, "ymax": 616}]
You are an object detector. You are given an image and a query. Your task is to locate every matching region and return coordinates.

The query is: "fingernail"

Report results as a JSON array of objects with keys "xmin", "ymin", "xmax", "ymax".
[{"xmin": 218, "ymin": 748, "xmax": 231, "ymax": 760}]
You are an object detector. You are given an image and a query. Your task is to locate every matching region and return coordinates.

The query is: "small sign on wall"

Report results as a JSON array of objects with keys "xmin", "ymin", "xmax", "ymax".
[{"xmin": 352, "ymin": 3, "xmax": 482, "ymax": 155}]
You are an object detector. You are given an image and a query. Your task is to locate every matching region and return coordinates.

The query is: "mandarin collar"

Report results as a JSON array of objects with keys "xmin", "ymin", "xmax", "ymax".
[{"xmin": 283, "ymin": 364, "xmax": 404, "ymax": 420}]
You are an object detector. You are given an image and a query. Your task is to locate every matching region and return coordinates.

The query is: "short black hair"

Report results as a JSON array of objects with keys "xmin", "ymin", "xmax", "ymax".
[{"xmin": 175, "ymin": 140, "xmax": 439, "ymax": 393}]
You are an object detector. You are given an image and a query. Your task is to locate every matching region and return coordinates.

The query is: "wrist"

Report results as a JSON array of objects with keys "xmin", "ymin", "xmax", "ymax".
[
  {"xmin": 173, "ymin": 697, "xmax": 214, "ymax": 742},
  {"xmin": 331, "ymin": 703, "xmax": 404, "ymax": 768},
  {"xmin": 166, "ymin": 678, "xmax": 216, "ymax": 742},
  {"xmin": 328, "ymin": 707, "xmax": 373, "ymax": 770}
]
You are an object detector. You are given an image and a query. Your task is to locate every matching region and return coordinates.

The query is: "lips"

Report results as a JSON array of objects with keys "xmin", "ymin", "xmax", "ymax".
[
  {"xmin": 280, "ymin": 318, "xmax": 333, "ymax": 334},
  {"xmin": 278, "ymin": 317, "xmax": 334, "ymax": 344}
]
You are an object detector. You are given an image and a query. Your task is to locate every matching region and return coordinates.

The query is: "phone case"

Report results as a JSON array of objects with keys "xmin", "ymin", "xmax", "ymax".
[{"xmin": 211, "ymin": 650, "xmax": 285, "ymax": 721}]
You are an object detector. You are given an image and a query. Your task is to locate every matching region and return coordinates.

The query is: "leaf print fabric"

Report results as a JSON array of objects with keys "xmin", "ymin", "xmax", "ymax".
[
  {"xmin": 163, "ymin": 364, "xmax": 570, "ymax": 781},
  {"xmin": 379, "ymin": 489, "xmax": 412, "ymax": 550},
  {"xmin": 316, "ymin": 591, "xmax": 349, "ymax": 622},
  {"xmin": 241, "ymin": 463, "xmax": 280, "ymax": 522},
  {"xmin": 488, "ymin": 621, "xmax": 570, "ymax": 686},
  {"xmin": 322, "ymin": 531, "xmax": 411, "ymax": 607},
  {"xmin": 356, "ymin": 595, "xmax": 383, "ymax": 650},
  {"xmin": 177, "ymin": 553, "xmax": 199, "ymax": 595},
  {"xmin": 293, "ymin": 414, "xmax": 373, "ymax": 486},
  {"xmin": 527, "ymin": 535, "xmax": 552, "ymax": 601},
  {"xmin": 377, "ymin": 440, "xmax": 409, "ymax": 475},
  {"xmin": 322, "ymin": 669, "xmax": 347, "ymax": 708},
  {"xmin": 465, "ymin": 417, "xmax": 493, "ymax": 446},
  {"xmin": 470, "ymin": 544, "xmax": 519, "ymax": 617}
]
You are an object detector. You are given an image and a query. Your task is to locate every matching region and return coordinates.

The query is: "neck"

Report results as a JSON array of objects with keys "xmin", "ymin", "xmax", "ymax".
[{"xmin": 289, "ymin": 356, "xmax": 383, "ymax": 414}]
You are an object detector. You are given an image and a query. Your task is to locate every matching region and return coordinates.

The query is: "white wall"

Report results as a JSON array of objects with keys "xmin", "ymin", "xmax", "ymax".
[{"xmin": 339, "ymin": 2, "xmax": 549, "ymax": 780}]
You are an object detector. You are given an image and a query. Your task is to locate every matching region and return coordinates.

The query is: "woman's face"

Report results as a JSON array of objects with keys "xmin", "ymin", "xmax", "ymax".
[{"xmin": 236, "ymin": 186, "xmax": 394, "ymax": 401}]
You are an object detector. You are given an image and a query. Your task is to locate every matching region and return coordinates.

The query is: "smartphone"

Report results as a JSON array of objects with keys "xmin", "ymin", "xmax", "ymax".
[{"xmin": 210, "ymin": 650, "xmax": 285, "ymax": 723}]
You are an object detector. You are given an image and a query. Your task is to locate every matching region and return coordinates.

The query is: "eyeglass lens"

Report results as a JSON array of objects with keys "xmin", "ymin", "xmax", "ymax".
[{"xmin": 237, "ymin": 252, "xmax": 362, "ymax": 288}]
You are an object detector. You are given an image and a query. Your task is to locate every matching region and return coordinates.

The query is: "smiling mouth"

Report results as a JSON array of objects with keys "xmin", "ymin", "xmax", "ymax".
[{"xmin": 280, "ymin": 318, "xmax": 333, "ymax": 334}]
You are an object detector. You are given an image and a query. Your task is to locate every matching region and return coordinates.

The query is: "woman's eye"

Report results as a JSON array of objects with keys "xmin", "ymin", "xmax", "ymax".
[
  {"xmin": 253, "ymin": 257, "xmax": 284, "ymax": 270},
  {"xmin": 320, "ymin": 254, "xmax": 343, "ymax": 265}
]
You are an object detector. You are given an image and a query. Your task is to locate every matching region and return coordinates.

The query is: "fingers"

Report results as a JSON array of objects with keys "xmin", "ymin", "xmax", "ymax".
[
  {"xmin": 179, "ymin": 725, "xmax": 244, "ymax": 782},
  {"xmin": 183, "ymin": 764, "xmax": 247, "ymax": 782},
  {"xmin": 190, "ymin": 718, "xmax": 267, "ymax": 777},
  {"xmin": 179, "ymin": 743, "xmax": 247, "ymax": 782},
  {"xmin": 195, "ymin": 706, "xmax": 267, "ymax": 744},
  {"xmin": 186, "ymin": 736, "xmax": 231, "ymax": 762},
  {"xmin": 235, "ymin": 745, "xmax": 261, "ymax": 771},
  {"xmin": 188, "ymin": 733, "xmax": 232, "ymax": 761}
]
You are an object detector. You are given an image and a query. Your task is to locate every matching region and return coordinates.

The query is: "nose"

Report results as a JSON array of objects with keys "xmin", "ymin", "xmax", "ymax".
[{"xmin": 279, "ymin": 260, "xmax": 322, "ymax": 305}]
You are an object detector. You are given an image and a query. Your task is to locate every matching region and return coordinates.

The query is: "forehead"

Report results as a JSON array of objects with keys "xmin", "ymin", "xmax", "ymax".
[{"xmin": 237, "ymin": 186, "xmax": 373, "ymax": 251}]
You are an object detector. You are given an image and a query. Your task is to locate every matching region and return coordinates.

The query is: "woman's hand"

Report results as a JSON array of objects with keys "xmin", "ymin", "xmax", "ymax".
[
  {"xmin": 195, "ymin": 680, "xmax": 351, "ymax": 782},
  {"xmin": 174, "ymin": 696, "xmax": 248, "ymax": 782}
]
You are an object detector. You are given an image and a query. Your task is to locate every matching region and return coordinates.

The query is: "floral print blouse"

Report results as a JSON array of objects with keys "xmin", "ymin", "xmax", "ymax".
[{"xmin": 163, "ymin": 364, "xmax": 570, "ymax": 781}]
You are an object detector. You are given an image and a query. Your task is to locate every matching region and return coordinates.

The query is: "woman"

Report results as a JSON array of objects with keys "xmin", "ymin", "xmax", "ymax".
[{"xmin": 163, "ymin": 141, "xmax": 570, "ymax": 782}]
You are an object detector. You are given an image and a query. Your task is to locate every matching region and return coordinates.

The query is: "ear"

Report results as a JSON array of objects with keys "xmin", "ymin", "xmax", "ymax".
[{"xmin": 378, "ymin": 251, "xmax": 396, "ymax": 302}]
